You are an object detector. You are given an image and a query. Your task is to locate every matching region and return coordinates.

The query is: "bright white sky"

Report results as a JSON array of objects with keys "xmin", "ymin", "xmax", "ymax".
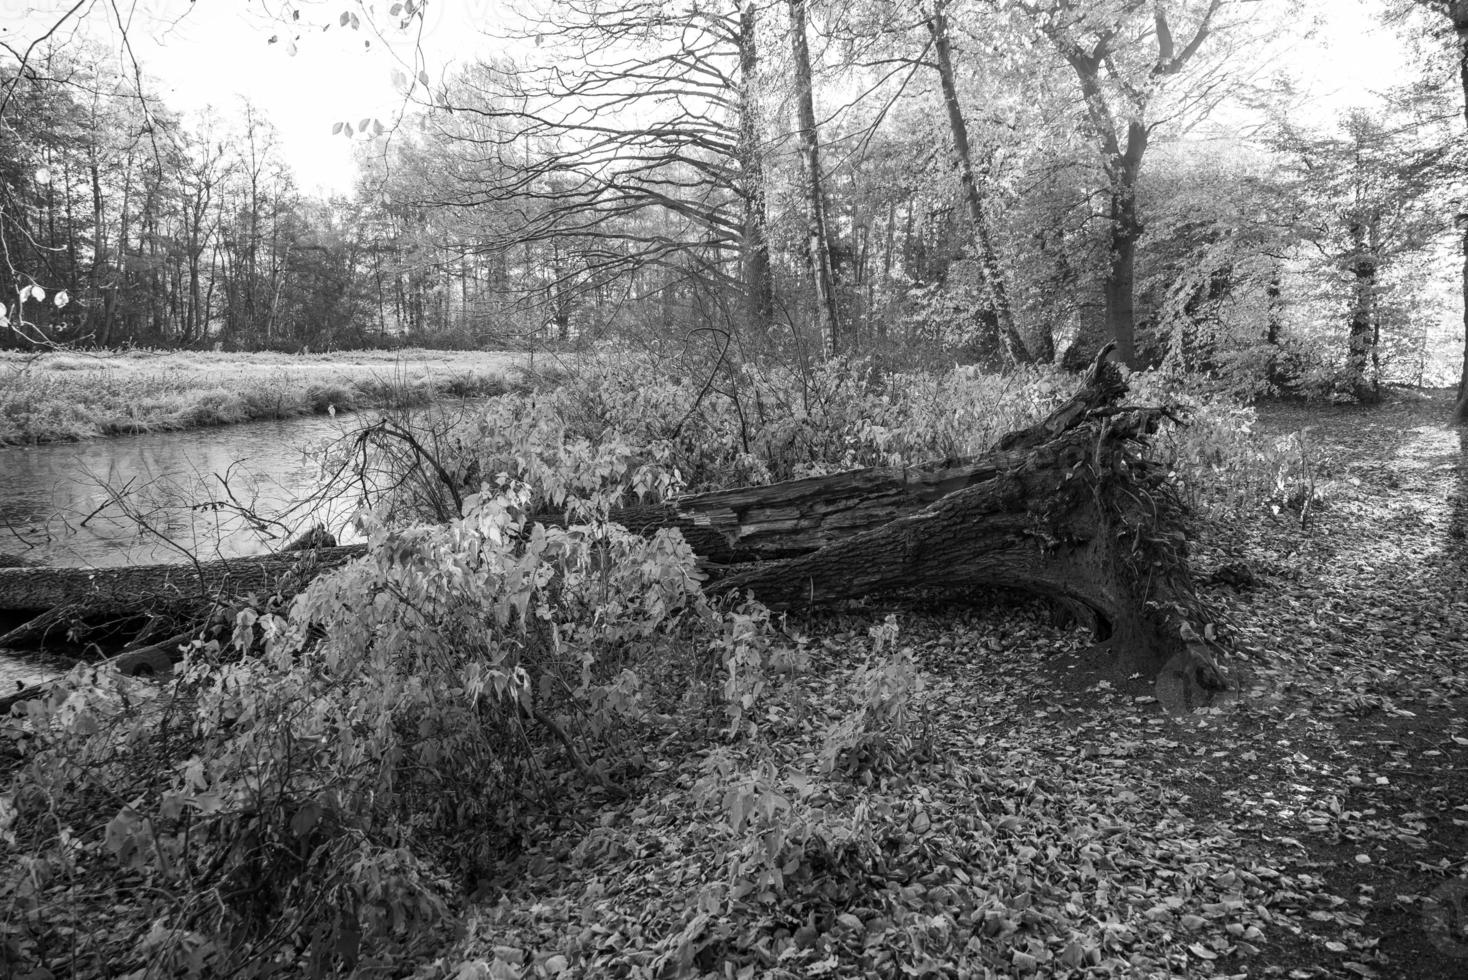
[
  {"xmin": 0, "ymin": 0, "xmax": 1424, "ymax": 196},
  {"xmin": 0, "ymin": 0, "xmax": 503, "ymax": 193}
]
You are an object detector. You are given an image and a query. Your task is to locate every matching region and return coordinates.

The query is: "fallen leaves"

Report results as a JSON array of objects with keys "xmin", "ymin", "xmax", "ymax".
[{"xmin": 425, "ymin": 392, "xmax": 1468, "ymax": 979}]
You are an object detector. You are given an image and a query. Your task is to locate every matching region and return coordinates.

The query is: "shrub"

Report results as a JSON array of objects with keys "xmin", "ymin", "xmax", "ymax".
[
  {"xmin": 819, "ymin": 615, "xmax": 928, "ymax": 781},
  {"xmin": 302, "ymin": 381, "xmax": 356, "ymax": 415},
  {"xmin": 0, "ymin": 471, "xmax": 788, "ymax": 977},
  {"xmin": 450, "ymin": 351, "xmax": 1075, "ymax": 503},
  {"xmin": 175, "ymin": 388, "xmax": 249, "ymax": 427}
]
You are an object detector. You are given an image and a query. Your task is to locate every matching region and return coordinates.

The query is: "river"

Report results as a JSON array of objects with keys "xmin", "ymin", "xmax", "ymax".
[{"xmin": 0, "ymin": 405, "xmax": 471, "ymax": 689}]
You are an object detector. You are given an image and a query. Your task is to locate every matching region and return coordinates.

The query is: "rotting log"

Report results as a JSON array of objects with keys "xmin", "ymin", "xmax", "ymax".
[
  {"xmin": 2, "ymin": 346, "xmax": 1232, "ymax": 713},
  {"xmin": 0, "ymin": 545, "xmax": 365, "ymax": 715},
  {"xmin": 0, "ymin": 545, "xmax": 366, "ymax": 615},
  {"xmin": 587, "ymin": 351, "xmax": 1130, "ymax": 564},
  {"xmin": 0, "ymin": 628, "xmax": 198, "ymax": 714},
  {"xmin": 703, "ymin": 404, "xmax": 1228, "ymax": 704},
  {"xmin": 603, "ymin": 348, "xmax": 1229, "ymax": 708}
]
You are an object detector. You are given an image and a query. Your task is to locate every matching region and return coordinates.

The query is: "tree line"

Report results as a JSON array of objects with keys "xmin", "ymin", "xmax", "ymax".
[{"xmin": 3, "ymin": 0, "xmax": 1467, "ymax": 405}]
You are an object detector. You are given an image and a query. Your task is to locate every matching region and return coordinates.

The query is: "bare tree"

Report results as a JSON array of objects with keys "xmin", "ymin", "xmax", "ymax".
[{"xmin": 399, "ymin": 0, "xmax": 777, "ymax": 339}]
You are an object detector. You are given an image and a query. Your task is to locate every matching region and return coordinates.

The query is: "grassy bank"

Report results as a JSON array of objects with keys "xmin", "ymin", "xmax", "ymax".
[{"xmin": 0, "ymin": 348, "xmax": 532, "ymax": 445}]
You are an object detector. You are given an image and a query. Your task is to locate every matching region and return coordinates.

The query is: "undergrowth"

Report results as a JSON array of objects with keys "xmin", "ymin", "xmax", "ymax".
[{"xmin": 448, "ymin": 352, "xmax": 1324, "ymax": 522}]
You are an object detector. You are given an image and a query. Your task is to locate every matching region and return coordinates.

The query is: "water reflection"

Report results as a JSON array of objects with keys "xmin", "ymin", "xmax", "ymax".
[
  {"xmin": 0, "ymin": 414, "xmax": 362, "ymax": 568},
  {"xmin": 0, "ymin": 403, "xmax": 485, "ymax": 689}
]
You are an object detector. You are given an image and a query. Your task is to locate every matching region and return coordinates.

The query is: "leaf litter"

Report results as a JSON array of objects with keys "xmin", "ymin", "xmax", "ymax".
[{"xmin": 437, "ymin": 390, "xmax": 1468, "ymax": 980}]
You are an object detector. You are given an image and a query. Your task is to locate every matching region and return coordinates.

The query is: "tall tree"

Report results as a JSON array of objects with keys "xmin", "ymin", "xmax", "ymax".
[
  {"xmin": 737, "ymin": 1, "xmax": 775, "ymax": 331},
  {"xmin": 788, "ymin": 0, "xmax": 842, "ymax": 353},
  {"xmin": 1020, "ymin": 0, "xmax": 1226, "ymax": 368},
  {"xmin": 1408, "ymin": 0, "xmax": 1468, "ymax": 420},
  {"xmin": 417, "ymin": 1, "xmax": 776, "ymax": 338},
  {"xmin": 1275, "ymin": 107, "xmax": 1448, "ymax": 401},
  {"xmin": 924, "ymin": 0, "xmax": 1030, "ymax": 363}
]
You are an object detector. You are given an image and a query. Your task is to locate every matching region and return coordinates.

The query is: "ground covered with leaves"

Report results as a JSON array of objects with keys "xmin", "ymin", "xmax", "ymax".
[{"xmin": 438, "ymin": 389, "xmax": 1468, "ymax": 980}]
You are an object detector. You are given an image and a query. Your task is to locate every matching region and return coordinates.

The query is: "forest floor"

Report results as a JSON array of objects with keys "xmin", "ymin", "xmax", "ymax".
[
  {"xmin": 0, "ymin": 347, "xmax": 547, "ymax": 444},
  {"xmin": 440, "ymin": 388, "xmax": 1468, "ymax": 980}
]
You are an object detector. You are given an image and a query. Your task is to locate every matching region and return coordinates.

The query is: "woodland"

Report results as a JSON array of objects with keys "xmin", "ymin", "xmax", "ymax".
[{"xmin": 3, "ymin": 1, "xmax": 1468, "ymax": 979}]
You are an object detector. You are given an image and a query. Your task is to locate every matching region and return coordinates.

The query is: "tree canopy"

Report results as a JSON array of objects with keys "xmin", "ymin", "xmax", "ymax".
[{"xmin": 1, "ymin": 0, "xmax": 1465, "ymax": 400}]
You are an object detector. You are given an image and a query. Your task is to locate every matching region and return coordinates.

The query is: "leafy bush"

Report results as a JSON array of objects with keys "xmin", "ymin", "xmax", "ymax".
[
  {"xmin": 819, "ymin": 615, "xmax": 929, "ymax": 781},
  {"xmin": 691, "ymin": 751, "xmax": 877, "ymax": 911},
  {"xmin": 1, "ymin": 478, "xmax": 788, "ymax": 977},
  {"xmin": 452, "ymin": 351, "xmax": 1076, "ymax": 504},
  {"xmin": 175, "ymin": 388, "xmax": 250, "ymax": 427},
  {"xmin": 302, "ymin": 381, "xmax": 357, "ymax": 414}
]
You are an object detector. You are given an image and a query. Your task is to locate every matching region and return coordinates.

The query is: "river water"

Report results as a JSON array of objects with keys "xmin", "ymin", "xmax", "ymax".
[{"xmin": 0, "ymin": 406, "xmax": 467, "ymax": 689}]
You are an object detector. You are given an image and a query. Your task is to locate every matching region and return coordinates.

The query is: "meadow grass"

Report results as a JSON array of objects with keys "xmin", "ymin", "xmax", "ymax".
[{"xmin": 0, "ymin": 348, "xmax": 528, "ymax": 444}]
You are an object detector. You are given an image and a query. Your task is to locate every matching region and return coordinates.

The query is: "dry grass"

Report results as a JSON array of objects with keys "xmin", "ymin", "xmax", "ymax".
[{"xmin": 0, "ymin": 348, "xmax": 528, "ymax": 444}]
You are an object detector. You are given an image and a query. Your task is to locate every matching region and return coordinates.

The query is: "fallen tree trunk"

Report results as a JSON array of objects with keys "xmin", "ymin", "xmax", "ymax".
[
  {"xmin": 0, "ymin": 349, "xmax": 1126, "ymax": 615},
  {"xmin": 0, "ymin": 627, "xmax": 199, "ymax": 714},
  {"xmin": 609, "ymin": 349, "xmax": 1228, "ymax": 706},
  {"xmin": 3, "ymin": 347, "xmax": 1231, "ymax": 712},
  {"xmin": 0, "ymin": 545, "xmax": 366, "ymax": 615},
  {"xmin": 705, "ymin": 405, "xmax": 1227, "ymax": 697},
  {"xmin": 590, "ymin": 354, "xmax": 1131, "ymax": 564}
]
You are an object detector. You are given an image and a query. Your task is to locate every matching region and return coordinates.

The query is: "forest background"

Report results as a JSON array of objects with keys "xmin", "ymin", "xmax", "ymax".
[{"xmin": 4, "ymin": 0, "xmax": 1468, "ymax": 408}]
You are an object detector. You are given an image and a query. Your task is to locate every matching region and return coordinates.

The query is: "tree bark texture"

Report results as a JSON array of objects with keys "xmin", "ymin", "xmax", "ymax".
[
  {"xmin": 1346, "ymin": 221, "xmax": 1380, "ymax": 403},
  {"xmin": 0, "ymin": 546, "xmax": 365, "ymax": 615},
  {"xmin": 1457, "ymin": 217, "xmax": 1468, "ymax": 421},
  {"xmin": 737, "ymin": 0, "xmax": 774, "ymax": 333},
  {"xmin": 788, "ymin": 0, "xmax": 841, "ymax": 353},
  {"xmin": 1444, "ymin": 0, "xmax": 1468, "ymax": 420}
]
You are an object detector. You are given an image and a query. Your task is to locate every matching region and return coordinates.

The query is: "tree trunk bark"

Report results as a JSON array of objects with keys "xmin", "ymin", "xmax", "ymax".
[
  {"xmin": 1106, "ymin": 218, "xmax": 1140, "ymax": 367},
  {"xmin": 737, "ymin": 0, "xmax": 774, "ymax": 334},
  {"xmin": 1456, "ymin": 7, "xmax": 1468, "ymax": 421},
  {"xmin": 788, "ymin": 0, "xmax": 841, "ymax": 354},
  {"xmin": 1346, "ymin": 221, "xmax": 1380, "ymax": 403},
  {"xmin": 0, "ymin": 546, "xmax": 365, "ymax": 615},
  {"xmin": 1457, "ymin": 216, "xmax": 1468, "ymax": 421},
  {"xmin": 1101, "ymin": 119, "xmax": 1148, "ymax": 368}
]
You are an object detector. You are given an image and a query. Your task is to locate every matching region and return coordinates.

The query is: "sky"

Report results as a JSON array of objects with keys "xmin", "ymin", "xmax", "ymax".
[
  {"xmin": 0, "ymin": 0, "xmax": 1427, "ymax": 197},
  {"xmin": 0, "ymin": 0, "xmax": 504, "ymax": 193}
]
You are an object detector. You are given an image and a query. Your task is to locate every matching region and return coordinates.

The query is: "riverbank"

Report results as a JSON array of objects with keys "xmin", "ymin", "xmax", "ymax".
[{"xmin": 0, "ymin": 348, "xmax": 538, "ymax": 445}]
